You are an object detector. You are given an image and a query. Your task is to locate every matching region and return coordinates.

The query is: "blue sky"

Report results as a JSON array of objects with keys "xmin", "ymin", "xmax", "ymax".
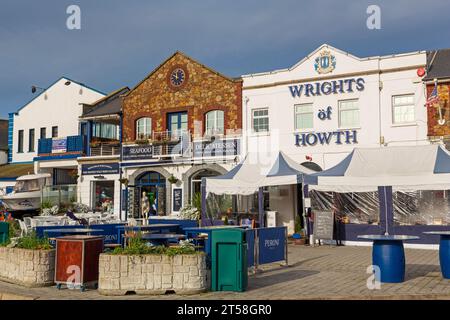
[{"xmin": 1, "ymin": 0, "xmax": 450, "ymax": 118}]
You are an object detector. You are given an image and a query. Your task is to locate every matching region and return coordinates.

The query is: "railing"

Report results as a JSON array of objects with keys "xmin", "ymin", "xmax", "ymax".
[
  {"xmin": 38, "ymin": 135, "xmax": 86, "ymax": 155},
  {"xmin": 41, "ymin": 184, "xmax": 78, "ymax": 208},
  {"xmin": 90, "ymin": 143, "xmax": 120, "ymax": 157},
  {"xmin": 151, "ymin": 130, "xmax": 190, "ymax": 158}
]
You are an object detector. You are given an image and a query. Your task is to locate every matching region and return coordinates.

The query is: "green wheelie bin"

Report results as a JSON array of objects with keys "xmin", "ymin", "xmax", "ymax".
[
  {"xmin": 211, "ymin": 228, "xmax": 248, "ymax": 292},
  {"xmin": 0, "ymin": 222, "xmax": 10, "ymax": 245}
]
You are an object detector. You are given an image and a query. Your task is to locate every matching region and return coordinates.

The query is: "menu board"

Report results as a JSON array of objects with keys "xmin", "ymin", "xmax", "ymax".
[
  {"xmin": 313, "ymin": 211, "xmax": 334, "ymax": 241},
  {"xmin": 172, "ymin": 188, "xmax": 183, "ymax": 213}
]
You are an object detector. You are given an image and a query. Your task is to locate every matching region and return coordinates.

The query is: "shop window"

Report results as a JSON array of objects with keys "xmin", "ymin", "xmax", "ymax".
[
  {"xmin": 18, "ymin": 130, "xmax": 24, "ymax": 153},
  {"xmin": 205, "ymin": 110, "xmax": 224, "ymax": 135},
  {"xmin": 394, "ymin": 190, "xmax": 450, "ymax": 226},
  {"xmin": 93, "ymin": 181, "xmax": 114, "ymax": 213},
  {"xmin": 295, "ymin": 104, "xmax": 313, "ymax": 130},
  {"xmin": 28, "ymin": 129, "xmax": 35, "ymax": 152},
  {"xmin": 252, "ymin": 108, "xmax": 269, "ymax": 133},
  {"xmin": 338, "ymin": 99, "xmax": 359, "ymax": 128},
  {"xmin": 392, "ymin": 94, "xmax": 415, "ymax": 124},
  {"xmin": 136, "ymin": 117, "xmax": 152, "ymax": 140}
]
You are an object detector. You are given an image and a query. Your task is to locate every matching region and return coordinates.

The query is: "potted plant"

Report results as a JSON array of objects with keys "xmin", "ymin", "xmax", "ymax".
[{"xmin": 168, "ymin": 174, "xmax": 179, "ymax": 184}]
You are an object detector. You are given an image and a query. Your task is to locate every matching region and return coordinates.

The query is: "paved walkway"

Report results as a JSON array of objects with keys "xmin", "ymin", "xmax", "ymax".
[{"xmin": 1, "ymin": 244, "xmax": 450, "ymax": 300}]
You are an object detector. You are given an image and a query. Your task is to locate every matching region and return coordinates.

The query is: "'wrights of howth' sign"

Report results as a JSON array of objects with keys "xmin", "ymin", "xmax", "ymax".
[{"xmin": 289, "ymin": 78, "xmax": 365, "ymax": 98}]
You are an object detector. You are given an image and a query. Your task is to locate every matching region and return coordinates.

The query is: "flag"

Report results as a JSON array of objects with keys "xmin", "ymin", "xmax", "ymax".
[{"xmin": 426, "ymin": 82, "xmax": 440, "ymax": 107}]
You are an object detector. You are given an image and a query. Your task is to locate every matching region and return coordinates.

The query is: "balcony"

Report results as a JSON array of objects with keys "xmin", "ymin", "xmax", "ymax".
[
  {"xmin": 89, "ymin": 142, "xmax": 121, "ymax": 157},
  {"xmin": 122, "ymin": 130, "xmax": 241, "ymax": 162},
  {"xmin": 37, "ymin": 135, "xmax": 86, "ymax": 157}
]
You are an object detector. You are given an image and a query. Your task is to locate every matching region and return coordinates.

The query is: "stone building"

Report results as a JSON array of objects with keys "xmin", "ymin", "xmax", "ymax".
[{"xmin": 120, "ymin": 52, "xmax": 242, "ymax": 219}]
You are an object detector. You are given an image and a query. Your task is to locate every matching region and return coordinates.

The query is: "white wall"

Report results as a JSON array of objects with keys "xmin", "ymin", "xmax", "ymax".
[
  {"xmin": 11, "ymin": 78, "xmax": 104, "ymax": 164},
  {"xmin": 242, "ymin": 44, "xmax": 428, "ymax": 170}
]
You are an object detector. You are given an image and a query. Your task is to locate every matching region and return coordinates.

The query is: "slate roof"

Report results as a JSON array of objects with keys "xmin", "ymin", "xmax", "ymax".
[
  {"xmin": 80, "ymin": 87, "xmax": 130, "ymax": 118},
  {"xmin": 424, "ymin": 49, "xmax": 450, "ymax": 81}
]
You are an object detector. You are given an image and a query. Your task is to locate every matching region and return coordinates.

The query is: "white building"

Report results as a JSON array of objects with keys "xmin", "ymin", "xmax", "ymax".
[
  {"xmin": 241, "ymin": 44, "xmax": 428, "ymax": 232},
  {"xmin": 8, "ymin": 77, "xmax": 105, "ymax": 186}
]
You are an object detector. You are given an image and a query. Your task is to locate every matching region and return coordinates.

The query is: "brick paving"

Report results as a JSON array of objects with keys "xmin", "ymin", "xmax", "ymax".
[{"xmin": 1, "ymin": 244, "xmax": 450, "ymax": 300}]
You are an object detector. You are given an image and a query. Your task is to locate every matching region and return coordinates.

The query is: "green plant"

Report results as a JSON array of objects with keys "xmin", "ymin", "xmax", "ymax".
[
  {"xmin": 9, "ymin": 220, "xmax": 21, "ymax": 238},
  {"xmin": 168, "ymin": 175, "xmax": 179, "ymax": 184},
  {"xmin": 41, "ymin": 200, "xmax": 54, "ymax": 210},
  {"xmin": 192, "ymin": 192, "xmax": 202, "ymax": 213},
  {"xmin": 16, "ymin": 232, "xmax": 52, "ymax": 250},
  {"xmin": 111, "ymin": 234, "xmax": 198, "ymax": 256}
]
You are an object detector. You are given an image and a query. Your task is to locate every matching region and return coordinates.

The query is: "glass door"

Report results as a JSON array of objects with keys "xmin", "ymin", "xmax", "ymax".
[{"xmin": 167, "ymin": 112, "xmax": 188, "ymax": 138}]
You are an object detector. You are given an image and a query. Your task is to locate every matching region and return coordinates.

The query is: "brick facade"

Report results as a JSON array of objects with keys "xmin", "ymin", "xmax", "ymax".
[
  {"xmin": 122, "ymin": 52, "xmax": 242, "ymax": 142},
  {"xmin": 427, "ymin": 82, "xmax": 450, "ymax": 136}
]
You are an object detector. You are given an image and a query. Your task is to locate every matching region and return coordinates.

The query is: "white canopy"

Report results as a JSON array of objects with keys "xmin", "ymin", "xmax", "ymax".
[
  {"xmin": 205, "ymin": 151, "xmax": 315, "ymax": 196},
  {"xmin": 305, "ymin": 144, "xmax": 450, "ymax": 192}
]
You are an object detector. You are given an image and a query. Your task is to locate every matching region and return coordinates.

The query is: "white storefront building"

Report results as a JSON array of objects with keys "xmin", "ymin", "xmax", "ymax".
[
  {"xmin": 7, "ymin": 77, "xmax": 104, "ymax": 188},
  {"xmin": 241, "ymin": 44, "xmax": 429, "ymax": 233}
]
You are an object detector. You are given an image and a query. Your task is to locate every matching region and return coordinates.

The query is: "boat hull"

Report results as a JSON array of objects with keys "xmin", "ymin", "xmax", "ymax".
[{"xmin": 0, "ymin": 191, "xmax": 41, "ymax": 211}]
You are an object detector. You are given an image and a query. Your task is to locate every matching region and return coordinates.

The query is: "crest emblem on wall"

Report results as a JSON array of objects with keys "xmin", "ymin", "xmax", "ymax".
[{"xmin": 314, "ymin": 50, "xmax": 336, "ymax": 74}]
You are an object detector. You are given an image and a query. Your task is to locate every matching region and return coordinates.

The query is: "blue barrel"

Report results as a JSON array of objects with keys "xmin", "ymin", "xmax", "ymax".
[
  {"xmin": 372, "ymin": 240, "xmax": 405, "ymax": 283},
  {"xmin": 439, "ymin": 235, "xmax": 450, "ymax": 279}
]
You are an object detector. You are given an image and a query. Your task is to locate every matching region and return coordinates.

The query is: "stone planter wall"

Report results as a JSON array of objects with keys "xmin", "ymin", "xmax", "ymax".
[
  {"xmin": 0, "ymin": 247, "xmax": 55, "ymax": 287},
  {"xmin": 98, "ymin": 253, "xmax": 207, "ymax": 295}
]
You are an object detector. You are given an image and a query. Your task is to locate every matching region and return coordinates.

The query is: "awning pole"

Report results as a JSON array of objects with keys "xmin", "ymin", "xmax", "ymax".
[{"xmin": 258, "ymin": 187, "xmax": 264, "ymax": 227}]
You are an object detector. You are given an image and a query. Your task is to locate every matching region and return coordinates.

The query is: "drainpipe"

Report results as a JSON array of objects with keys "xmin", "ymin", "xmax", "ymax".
[
  {"xmin": 119, "ymin": 113, "xmax": 125, "ymax": 221},
  {"xmin": 378, "ymin": 59, "xmax": 383, "ymax": 147}
]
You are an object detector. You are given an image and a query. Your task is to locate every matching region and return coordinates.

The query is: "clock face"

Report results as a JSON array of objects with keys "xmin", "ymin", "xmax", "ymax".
[{"xmin": 170, "ymin": 68, "xmax": 186, "ymax": 87}]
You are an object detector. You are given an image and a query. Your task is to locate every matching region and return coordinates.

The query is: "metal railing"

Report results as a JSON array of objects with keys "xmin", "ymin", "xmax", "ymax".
[{"xmin": 90, "ymin": 144, "xmax": 120, "ymax": 157}]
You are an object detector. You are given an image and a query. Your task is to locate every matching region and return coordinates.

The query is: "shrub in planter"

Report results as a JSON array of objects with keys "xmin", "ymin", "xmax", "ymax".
[
  {"xmin": 99, "ymin": 236, "xmax": 207, "ymax": 295},
  {"xmin": 0, "ymin": 232, "xmax": 55, "ymax": 287}
]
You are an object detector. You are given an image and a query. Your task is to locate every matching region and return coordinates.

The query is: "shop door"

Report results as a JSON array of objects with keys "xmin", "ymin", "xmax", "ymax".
[{"xmin": 136, "ymin": 171, "xmax": 166, "ymax": 217}]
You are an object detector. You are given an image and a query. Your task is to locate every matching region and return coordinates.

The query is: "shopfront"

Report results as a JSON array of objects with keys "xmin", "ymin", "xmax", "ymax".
[
  {"xmin": 241, "ymin": 44, "xmax": 429, "ymax": 234},
  {"xmin": 120, "ymin": 51, "xmax": 243, "ymax": 219}
]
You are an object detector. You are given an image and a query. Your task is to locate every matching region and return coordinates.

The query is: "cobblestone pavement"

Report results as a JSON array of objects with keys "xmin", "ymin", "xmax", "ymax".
[{"xmin": 1, "ymin": 244, "xmax": 449, "ymax": 300}]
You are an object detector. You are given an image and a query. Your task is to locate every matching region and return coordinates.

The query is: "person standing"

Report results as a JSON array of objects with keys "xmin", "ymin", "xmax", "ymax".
[{"xmin": 141, "ymin": 191, "xmax": 150, "ymax": 226}]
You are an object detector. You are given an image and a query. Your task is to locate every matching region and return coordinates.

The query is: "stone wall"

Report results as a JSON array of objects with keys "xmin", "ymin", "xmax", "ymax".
[
  {"xmin": 0, "ymin": 247, "xmax": 55, "ymax": 287},
  {"xmin": 427, "ymin": 83, "xmax": 450, "ymax": 136},
  {"xmin": 122, "ymin": 52, "xmax": 242, "ymax": 142},
  {"xmin": 98, "ymin": 253, "xmax": 207, "ymax": 295}
]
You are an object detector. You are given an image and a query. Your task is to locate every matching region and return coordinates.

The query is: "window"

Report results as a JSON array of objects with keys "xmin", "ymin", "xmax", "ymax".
[
  {"xmin": 295, "ymin": 104, "xmax": 313, "ymax": 130},
  {"xmin": 18, "ymin": 130, "xmax": 24, "ymax": 153},
  {"xmin": 40, "ymin": 127, "xmax": 46, "ymax": 139},
  {"xmin": 52, "ymin": 126, "xmax": 58, "ymax": 138},
  {"xmin": 205, "ymin": 110, "xmax": 224, "ymax": 135},
  {"xmin": 93, "ymin": 123, "xmax": 118, "ymax": 140},
  {"xmin": 252, "ymin": 108, "xmax": 269, "ymax": 133},
  {"xmin": 136, "ymin": 117, "xmax": 152, "ymax": 140},
  {"xmin": 392, "ymin": 94, "xmax": 415, "ymax": 124},
  {"xmin": 28, "ymin": 129, "xmax": 35, "ymax": 152},
  {"xmin": 339, "ymin": 99, "xmax": 359, "ymax": 128}
]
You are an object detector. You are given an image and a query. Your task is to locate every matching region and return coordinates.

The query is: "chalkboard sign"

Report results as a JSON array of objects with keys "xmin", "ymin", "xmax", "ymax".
[
  {"xmin": 313, "ymin": 211, "xmax": 334, "ymax": 241},
  {"xmin": 172, "ymin": 188, "xmax": 183, "ymax": 213}
]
